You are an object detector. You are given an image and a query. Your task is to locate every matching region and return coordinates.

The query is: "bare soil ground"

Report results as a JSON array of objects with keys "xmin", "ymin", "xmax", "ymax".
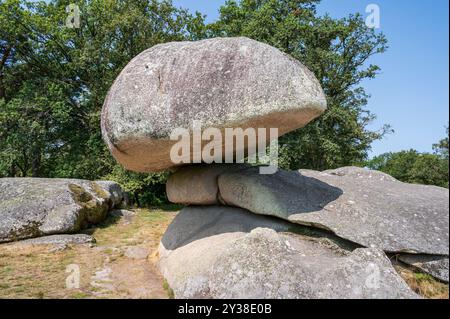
[
  {"xmin": 0, "ymin": 208, "xmax": 176, "ymax": 299},
  {"xmin": 0, "ymin": 208, "xmax": 447, "ymax": 299}
]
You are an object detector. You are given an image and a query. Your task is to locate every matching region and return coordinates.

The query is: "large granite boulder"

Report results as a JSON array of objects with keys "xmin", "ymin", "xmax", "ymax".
[
  {"xmin": 167, "ymin": 165, "xmax": 449, "ymax": 255},
  {"xmin": 218, "ymin": 166, "xmax": 343, "ymax": 220},
  {"xmin": 101, "ymin": 37, "xmax": 326, "ymax": 172},
  {"xmin": 291, "ymin": 167, "xmax": 449, "ymax": 255},
  {"xmin": 159, "ymin": 206, "xmax": 418, "ymax": 299},
  {"xmin": 0, "ymin": 178, "xmax": 123, "ymax": 243}
]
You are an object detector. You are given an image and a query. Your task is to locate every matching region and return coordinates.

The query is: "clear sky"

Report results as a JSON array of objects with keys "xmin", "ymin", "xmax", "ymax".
[{"xmin": 173, "ymin": 0, "xmax": 449, "ymax": 157}]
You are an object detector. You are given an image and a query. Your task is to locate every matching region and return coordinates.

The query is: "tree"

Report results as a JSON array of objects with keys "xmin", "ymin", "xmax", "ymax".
[
  {"xmin": 366, "ymin": 150, "xmax": 420, "ymax": 183},
  {"xmin": 433, "ymin": 125, "xmax": 449, "ymax": 159},
  {"xmin": 210, "ymin": 0, "xmax": 391, "ymax": 170},
  {"xmin": 409, "ymin": 154, "xmax": 448, "ymax": 188},
  {"xmin": 366, "ymin": 129, "xmax": 449, "ymax": 188},
  {"xmin": 0, "ymin": 0, "xmax": 206, "ymax": 203},
  {"xmin": 104, "ymin": 166, "xmax": 169, "ymax": 207}
]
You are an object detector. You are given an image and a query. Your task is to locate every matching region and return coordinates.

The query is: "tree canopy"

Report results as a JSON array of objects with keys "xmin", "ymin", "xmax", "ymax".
[
  {"xmin": 2, "ymin": 0, "xmax": 444, "ymax": 204},
  {"xmin": 209, "ymin": 0, "xmax": 391, "ymax": 170},
  {"xmin": 366, "ymin": 127, "xmax": 449, "ymax": 188}
]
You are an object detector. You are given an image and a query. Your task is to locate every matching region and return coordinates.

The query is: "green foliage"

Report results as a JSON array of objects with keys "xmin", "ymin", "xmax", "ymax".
[
  {"xmin": 367, "ymin": 150, "xmax": 420, "ymax": 182},
  {"xmin": 104, "ymin": 165, "xmax": 169, "ymax": 206},
  {"xmin": 4, "ymin": 0, "xmax": 442, "ymax": 204},
  {"xmin": 210, "ymin": 0, "xmax": 391, "ymax": 170},
  {"xmin": 433, "ymin": 125, "xmax": 449, "ymax": 159},
  {"xmin": 0, "ymin": 0, "xmax": 205, "ymax": 204},
  {"xmin": 366, "ymin": 145, "xmax": 449, "ymax": 189}
]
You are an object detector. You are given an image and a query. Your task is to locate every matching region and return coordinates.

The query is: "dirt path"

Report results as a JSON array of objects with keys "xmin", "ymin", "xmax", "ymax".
[{"xmin": 0, "ymin": 209, "xmax": 176, "ymax": 299}]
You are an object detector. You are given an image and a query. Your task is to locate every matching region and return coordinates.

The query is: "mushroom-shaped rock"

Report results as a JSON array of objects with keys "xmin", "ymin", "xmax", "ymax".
[{"xmin": 101, "ymin": 37, "xmax": 326, "ymax": 172}]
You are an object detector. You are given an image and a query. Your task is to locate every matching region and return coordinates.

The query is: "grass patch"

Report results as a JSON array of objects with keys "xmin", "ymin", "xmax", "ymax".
[
  {"xmin": 395, "ymin": 265, "xmax": 449, "ymax": 299},
  {"xmin": 163, "ymin": 280, "xmax": 175, "ymax": 299},
  {"xmin": 70, "ymin": 291, "xmax": 90, "ymax": 299},
  {"xmin": 150, "ymin": 203, "xmax": 185, "ymax": 212},
  {"xmin": 0, "ymin": 208, "xmax": 177, "ymax": 299},
  {"xmin": 89, "ymin": 209, "xmax": 176, "ymax": 247}
]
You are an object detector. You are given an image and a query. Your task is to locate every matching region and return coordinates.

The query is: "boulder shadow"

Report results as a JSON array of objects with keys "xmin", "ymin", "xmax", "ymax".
[
  {"xmin": 161, "ymin": 205, "xmax": 357, "ymax": 252},
  {"xmin": 218, "ymin": 167, "xmax": 344, "ymax": 217},
  {"xmin": 162, "ymin": 169, "xmax": 346, "ymax": 251}
]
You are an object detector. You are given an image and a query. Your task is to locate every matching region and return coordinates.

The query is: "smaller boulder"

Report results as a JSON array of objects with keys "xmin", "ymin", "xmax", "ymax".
[
  {"xmin": 167, "ymin": 165, "xmax": 449, "ymax": 255},
  {"xmin": 0, "ymin": 178, "xmax": 123, "ymax": 243},
  {"xmin": 16, "ymin": 234, "xmax": 95, "ymax": 246},
  {"xmin": 95, "ymin": 181, "xmax": 124, "ymax": 208},
  {"xmin": 166, "ymin": 164, "xmax": 248, "ymax": 205}
]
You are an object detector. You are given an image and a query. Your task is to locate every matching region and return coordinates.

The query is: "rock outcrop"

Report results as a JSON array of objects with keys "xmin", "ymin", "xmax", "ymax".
[
  {"xmin": 159, "ymin": 206, "xmax": 419, "ymax": 299},
  {"xmin": 101, "ymin": 37, "xmax": 326, "ymax": 172},
  {"xmin": 0, "ymin": 178, "xmax": 123, "ymax": 243},
  {"xmin": 167, "ymin": 165, "xmax": 449, "ymax": 255},
  {"xmin": 99, "ymin": 37, "xmax": 448, "ymax": 299}
]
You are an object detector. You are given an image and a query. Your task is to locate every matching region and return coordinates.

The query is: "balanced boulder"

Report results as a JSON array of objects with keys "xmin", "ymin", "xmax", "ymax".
[
  {"xmin": 101, "ymin": 37, "xmax": 326, "ymax": 172},
  {"xmin": 0, "ymin": 178, "xmax": 123, "ymax": 243}
]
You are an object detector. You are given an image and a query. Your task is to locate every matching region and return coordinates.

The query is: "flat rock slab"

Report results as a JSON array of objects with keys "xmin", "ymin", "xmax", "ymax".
[
  {"xmin": 292, "ymin": 167, "xmax": 449, "ymax": 255},
  {"xmin": 15, "ymin": 234, "xmax": 96, "ymax": 245},
  {"xmin": 124, "ymin": 246, "xmax": 150, "ymax": 260},
  {"xmin": 159, "ymin": 206, "xmax": 418, "ymax": 299},
  {"xmin": 101, "ymin": 37, "xmax": 326, "ymax": 172},
  {"xmin": 399, "ymin": 255, "xmax": 449, "ymax": 283},
  {"xmin": 160, "ymin": 205, "xmax": 297, "ymax": 251},
  {"xmin": 0, "ymin": 178, "xmax": 123, "ymax": 243},
  {"xmin": 168, "ymin": 165, "xmax": 449, "ymax": 255}
]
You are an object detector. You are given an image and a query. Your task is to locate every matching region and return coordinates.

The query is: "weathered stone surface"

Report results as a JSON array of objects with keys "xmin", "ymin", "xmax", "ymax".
[
  {"xmin": 218, "ymin": 166, "xmax": 343, "ymax": 220},
  {"xmin": 101, "ymin": 37, "xmax": 326, "ymax": 172},
  {"xmin": 185, "ymin": 165, "xmax": 449, "ymax": 255},
  {"xmin": 159, "ymin": 206, "xmax": 418, "ymax": 299},
  {"xmin": 291, "ymin": 167, "xmax": 449, "ymax": 255},
  {"xmin": 0, "ymin": 178, "xmax": 123, "ymax": 243},
  {"xmin": 95, "ymin": 181, "xmax": 124, "ymax": 207},
  {"xmin": 160, "ymin": 205, "xmax": 297, "ymax": 252},
  {"xmin": 399, "ymin": 255, "xmax": 449, "ymax": 283},
  {"xmin": 166, "ymin": 164, "xmax": 248, "ymax": 205},
  {"xmin": 16, "ymin": 234, "xmax": 96, "ymax": 246}
]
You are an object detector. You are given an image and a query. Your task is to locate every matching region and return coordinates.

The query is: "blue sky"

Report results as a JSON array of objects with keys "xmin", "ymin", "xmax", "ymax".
[{"xmin": 173, "ymin": 0, "xmax": 449, "ymax": 157}]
